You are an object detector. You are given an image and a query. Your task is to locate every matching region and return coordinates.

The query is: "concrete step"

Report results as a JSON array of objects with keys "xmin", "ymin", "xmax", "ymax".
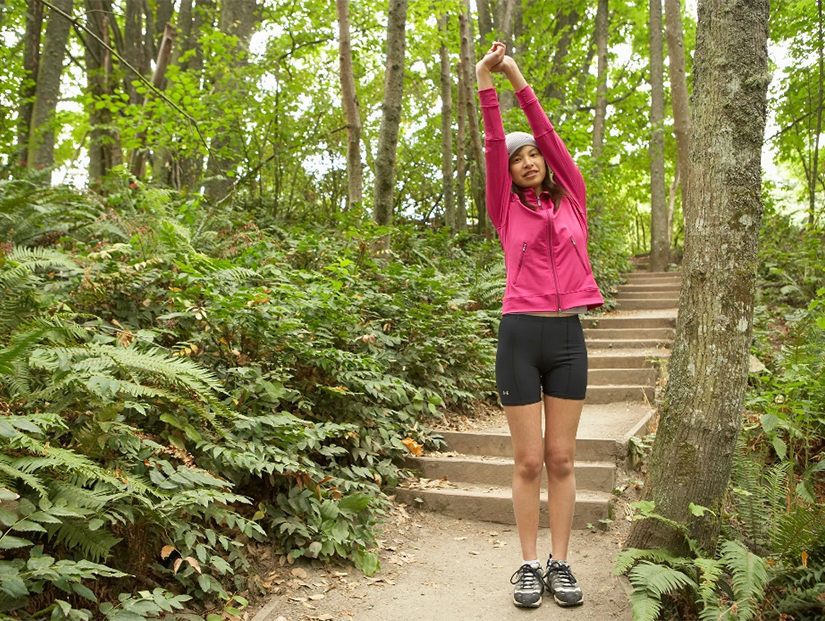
[
  {"xmin": 619, "ymin": 283, "xmax": 681, "ymax": 292},
  {"xmin": 588, "ymin": 367, "xmax": 658, "ymax": 385},
  {"xmin": 616, "ymin": 291, "xmax": 680, "ymax": 301},
  {"xmin": 404, "ymin": 456, "xmax": 616, "ymax": 492},
  {"xmin": 624, "ymin": 271, "xmax": 681, "ymax": 280},
  {"xmin": 586, "ymin": 384, "xmax": 655, "ymax": 404},
  {"xmin": 588, "ymin": 350, "xmax": 670, "ymax": 368},
  {"xmin": 584, "ymin": 327, "xmax": 674, "ymax": 341},
  {"xmin": 587, "ymin": 339, "xmax": 673, "ymax": 349},
  {"xmin": 581, "ymin": 316, "xmax": 676, "ymax": 329},
  {"xmin": 615, "ymin": 299, "xmax": 680, "ymax": 310},
  {"xmin": 392, "ymin": 485, "xmax": 611, "ymax": 529},
  {"xmin": 437, "ymin": 431, "xmax": 620, "ymax": 462}
]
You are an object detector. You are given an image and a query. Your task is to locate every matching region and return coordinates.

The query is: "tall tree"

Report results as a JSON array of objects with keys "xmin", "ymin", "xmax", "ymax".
[
  {"xmin": 458, "ymin": 0, "xmax": 488, "ymax": 238},
  {"xmin": 455, "ymin": 54, "xmax": 468, "ymax": 232},
  {"xmin": 665, "ymin": 0, "xmax": 692, "ymax": 221},
  {"xmin": 85, "ymin": 0, "xmax": 122, "ymax": 184},
  {"xmin": 372, "ymin": 0, "xmax": 408, "ymax": 227},
  {"xmin": 17, "ymin": 0, "xmax": 43, "ymax": 164},
  {"xmin": 204, "ymin": 0, "xmax": 260, "ymax": 203},
  {"xmin": 438, "ymin": 13, "xmax": 455, "ymax": 230},
  {"xmin": 336, "ymin": 0, "xmax": 363, "ymax": 211},
  {"xmin": 626, "ymin": 0, "xmax": 770, "ymax": 554},
  {"xmin": 27, "ymin": 0, "xmax": 73, "ymax": 177},
  {"xmin": 124, "ymin": 0, "xmax": 143, "ymax": 104},
  {"xmin": 648, "ymin": 0, "xmax": 669, "ymax": 271},
  {"xmin": 590, "ymin": 0, "xmax": 609, "ymax": 217}
]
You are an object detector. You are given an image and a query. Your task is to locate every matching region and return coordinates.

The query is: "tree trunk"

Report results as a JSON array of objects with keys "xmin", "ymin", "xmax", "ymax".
[
  {"xmin": 372, "ymin": 0, "xmax": 408, "ymax": 227},
  {"xmin": 204, "ymin": 0, "xmax": 260, "ymax": 204},
  {"xmin": 85, "ymin": 0, "xmax": 122, "ymax": 184},
  {"xmin": 625, "ymin": 0, "xmax": 770, "ymax": 555},
  {"xmin": 129, "ymin": 23, "xmax": 175, "ymax": 178},
  {"xmin": 810, "ymin": 0, "xmax": 823, "ymax": 228},
  {"xmin": 124, "ymin": 0, "xmax": 143, "ymax": 104},
  {"xmin": 438, "ymin": 13, "xmax": 455, "ymax": 230},
  {"xmin": 648, "ymin": 0, "xmax": 669, "ymax": 271},
  {"xmin": 27, "ymin": 0, "xmax": 73, "ymax": 177},
  {"xmin": 542, "ymin": 9, "xmax": 580, "ymax": 105},
  {"xmin": 456, "ymin": 57, "xmax": 468, "ymax": 232},
  {"xmin": 336, "ymin": 0, "xmax": 363, "ymax": 211},
  {"xmin": 590, "ymin": 0, "xmax": 609, "ymax": 217},
  {"xmin": 476, "ymin": 0, "xmax": 493, "ymax": 48},
  {"xmin": 459, "ymin": 0, "xmax": 489, "ymax": 239},
  {"xmin": 17, "ymin": 0, "xmax": 43, "ymax": 165},
  {"xmin": 665, "ymin": 0, "xmax": 692, "ymax": 223},
  {"xmin": 495, "ymin": 0, "xmax": 518, "ymax": 115}
]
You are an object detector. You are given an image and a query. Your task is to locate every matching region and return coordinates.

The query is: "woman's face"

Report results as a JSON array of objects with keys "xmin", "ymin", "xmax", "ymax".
[{"xmin": 508, "ymin": 145, "xmax": 547, "ymax": 192}]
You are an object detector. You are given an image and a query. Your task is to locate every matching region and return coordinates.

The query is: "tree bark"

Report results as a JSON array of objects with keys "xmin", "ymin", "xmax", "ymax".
[
  {"xmin": 590, "ymin": 0, "xmax": 609, "ymax": 217},
  {"xmin": 665, "ymin": 0, "xmax": 692, "ymax": 223},
  {"xmin": 372, "ymin": 0, "xmax": 408, "ymax": 227},
  {"xmin": 625, "ymin": 0, "xmax": 770, "ymax": 555},
  {"xmin": 810, "ymin": 0, "xmax": 824, "ymax": 227},
  {"xmin": 204, "ymin": 0, "xmax": 260, "ymax": 204},
  {"xmin": 336, "ymin": 0, "xmax": 363, "ymax": 211},
  {"xmin": 456, "ymin": 57, "xmax": 468, "ymax": 232},
  {"xmin": 542, "ymin": 9, "xmax": 580, "ymax": 105},
  {"xmin": 438, "ymin": 13, "xmax": 455, "ymax": 230},
  {"xmin": 459, "ymin": 0, "xmax": 489, "ymax": 239},
  {"xmin": 476, "ymin": 0, "xmax": 493, "ymax": 48},
  {"xmin": 124, "ymin": 0, "xmax": 143, "ymax": 104},
  {"xmin": 27, "ymin": 0, "xmax": 73, "ymax": 177},
  {"xmin": 648, "ymin": 0, "xmax": 669, "ymax": 271},
  {"xmin": 17, "ymin": 0, "xmax": 43, "ymax": 165},
  {"xmin": 85, "ymin": 0, "xmax": 121, "ymax": 184}
]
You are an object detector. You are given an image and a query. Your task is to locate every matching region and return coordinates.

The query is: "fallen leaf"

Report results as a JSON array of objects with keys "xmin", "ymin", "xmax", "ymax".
[
  {"xmin": 291, "ymin": 567, "xmax": 308, "ymax": 580},
  {"xmin": 402, "ymin": 437, "xmax": 423, "ymax": 456},
  {"xmin": 160, "ymin": 545, "xmax": 178, "ymax": 560},
  {"xmin": 308, "ymin": 594, "xmax": 325, "ymax": 601}
]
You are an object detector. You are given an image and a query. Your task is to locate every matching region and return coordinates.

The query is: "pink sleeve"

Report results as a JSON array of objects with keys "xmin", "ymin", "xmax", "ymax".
[
  {"xmin": 479, "ymin": 87, "xmax": 511, "ymax": 231},
  {"xmin": 515, "ymin": 86, "xmax": 587, "ymax": 214}
]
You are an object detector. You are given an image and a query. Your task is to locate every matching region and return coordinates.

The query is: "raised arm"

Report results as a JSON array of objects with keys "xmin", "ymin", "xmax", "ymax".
[{"xmin": 476, "ymin": 43, "xmax": 512, "ymax": 230}]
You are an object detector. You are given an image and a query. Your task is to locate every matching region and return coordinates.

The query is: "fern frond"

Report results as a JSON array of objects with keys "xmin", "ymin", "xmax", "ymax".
[
  {"xmin": 629, "ymin": 588, "xmax": 664, "ymax": 621},
  {"xmin": 721, "ymin": 540, "xmax": 768, "ymax": 619},
  {"xmin": 615, "ymin": 547, "xmax": 688, "ymax": 575},
  {"xmin": 629, "ymin": 561, "xmax": 698, "ymax": 598},
  {"xmin": 0, "ymin": 455, "xmax": 47, "ymax": 494},
  {"xmin": 45, "ymin": 518, "xmax": 122, "ymax": 562}
]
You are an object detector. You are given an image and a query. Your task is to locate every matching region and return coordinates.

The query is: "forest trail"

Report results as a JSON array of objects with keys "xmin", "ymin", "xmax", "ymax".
[{"xmin": 253, "ymin": 271, "xmax": 681, "ymax": 621}]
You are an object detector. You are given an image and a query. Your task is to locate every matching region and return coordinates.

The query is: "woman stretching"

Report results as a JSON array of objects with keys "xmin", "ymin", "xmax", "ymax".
[{"xmin": 476, "ymin": 42, "xmax": 603, "ymax": 609}]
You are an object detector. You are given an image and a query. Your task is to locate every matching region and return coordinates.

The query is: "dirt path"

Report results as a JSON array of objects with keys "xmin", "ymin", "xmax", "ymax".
[{"xmin": 251, "ymin": 506, "xmax": 634, "ymax": 621}]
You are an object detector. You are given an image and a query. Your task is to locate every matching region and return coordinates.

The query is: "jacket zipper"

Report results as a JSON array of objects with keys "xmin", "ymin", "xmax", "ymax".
[
  {"xmin": 514, "ymin": 243, "xmax": 527, "ymax": 285},
  {"xmin": 547, "ymin": 211, "xmax": 562, "ymax": 314},
  {"xmin": 570, "ymin": 237, "xmax": 589, "ymax": 273}
]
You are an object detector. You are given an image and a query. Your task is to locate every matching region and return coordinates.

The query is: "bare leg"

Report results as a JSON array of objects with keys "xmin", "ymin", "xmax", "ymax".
[
  {"xmin": 504, "ymin": 402, "xmax": 544, "ymax": 561},
  {"xmin": 543, "ymin": 395, "xmax": 584, "ymax": 561}
]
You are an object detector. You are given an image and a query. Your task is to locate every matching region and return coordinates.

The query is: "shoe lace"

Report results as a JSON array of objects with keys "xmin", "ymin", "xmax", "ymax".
[
  {"xmin": 510, "ymin": 564, "xmax": 545, "ymax": 592},
  {"xmin": 547, "ymin": 562, "xmax": 576, "ymax": 588}
]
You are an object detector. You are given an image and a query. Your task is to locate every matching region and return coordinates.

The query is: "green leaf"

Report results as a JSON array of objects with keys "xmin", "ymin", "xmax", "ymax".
[
  {"xmin": 352, "ymin": 549, "xmax": 379, "ymax": 576},
  {"xmin": 338, "ymin": 493, "xmax": 371, "ymax": 514},
  {"xmin": 72, "ymin": 582, "xmax": 98, "ymax": 602},
  {"xmin": 0, "ymin": 534, "xmax": 33, "ymax": 549}
]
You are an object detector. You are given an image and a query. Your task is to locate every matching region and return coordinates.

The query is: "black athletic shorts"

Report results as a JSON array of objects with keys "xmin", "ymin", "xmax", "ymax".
[{"xmin": 496, "ymin": 313, "xmax": 588, "ymax": 405}]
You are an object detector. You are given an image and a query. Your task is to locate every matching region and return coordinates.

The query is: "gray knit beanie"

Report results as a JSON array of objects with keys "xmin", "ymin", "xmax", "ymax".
[{"xmin": 505, "ymin": 131, "xmax": 538, "ymax": 159}]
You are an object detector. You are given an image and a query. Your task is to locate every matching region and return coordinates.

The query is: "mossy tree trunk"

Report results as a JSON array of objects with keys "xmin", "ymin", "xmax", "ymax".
[{"xmin": 625, "ymin": 0, "xmax": 771, "ymax": 555}]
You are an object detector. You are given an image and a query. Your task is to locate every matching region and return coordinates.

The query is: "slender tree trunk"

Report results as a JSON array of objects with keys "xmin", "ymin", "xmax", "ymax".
[
  {"xmin": 204, "ymin": 0, "xmax": 260, "ymax": 203},
  {"xmin": 130, "ymin": 23, "xmax": 175, "ymax": 178},
  {"xmin": 648, "ymin": 0, "xmax": 669, "ymax": 271},
  {"xmin": 665, "ymin": 0, "xmax": 692, "ymax": 223},
  {"xmin": 625, "ymin": 0, "xmax": 770, "ymax": 555},
  {"xmin": 27, "ymin": 0, "xmax": 73, "ymax": 177},
  {"xmin": 336, "ymin": 0, "xmax": 363, "ymax": 211},
  {"xmin": 85, "ymin": 0, "xmax": 121, "ymax": 184},
  {"xmin": 124, "ymin": 0, "xmax": 143, "ymax": 104},
  {"xmin": 17, "ymin": 0, "xmax": 43, "ymax": 165},
  {"xmin": 810, "ymin": 0, "xmax": 823, "ymax": 227},
  {"xmin": 542, "ymin": 9, "xmax": 580, "ymax": 105},
  {"xmin": 590, "ymin": 0, "xmax": 609, "ymax": 217},
  {"xmin": 476, "ymin": 0, "xmax": 493, "ymax": 48},
  {"xmin": 438, "ymin": 13, "xmax": 455, "ymax": 230},
  {"xmin": 495, "ymin": 0, "xmax": 518, "ymax": 115},
  {"xmin": 459, "ymin": 0, "xmax": 489, "ymax": 239},
  {"xmin": 372, "ymin": 0, "xmax": 408, "ymax": 227},
  {"xmin": 456, "ymin": 58, "xmax": 468, "ymax": 232}
]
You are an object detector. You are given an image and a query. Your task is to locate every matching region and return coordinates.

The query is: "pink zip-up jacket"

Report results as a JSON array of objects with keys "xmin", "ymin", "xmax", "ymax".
[{"xmin": 480, "ymin": 85, "xmax": 604, "ymax": 315}]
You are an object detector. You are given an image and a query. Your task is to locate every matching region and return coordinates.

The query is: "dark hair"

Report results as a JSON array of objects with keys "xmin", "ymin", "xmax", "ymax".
[{"xmin": 512, "ymin": 168, "xmax": 569, "ymax": 211}]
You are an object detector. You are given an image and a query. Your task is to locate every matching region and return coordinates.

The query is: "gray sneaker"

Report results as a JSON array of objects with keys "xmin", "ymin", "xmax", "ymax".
[
  {"xmin": 510, "ymin": 562, "xmax": 545, "ymax": 608},
  {"xmin": 544, "ymin": 557, "xmax": 583, "ymax": 606}
]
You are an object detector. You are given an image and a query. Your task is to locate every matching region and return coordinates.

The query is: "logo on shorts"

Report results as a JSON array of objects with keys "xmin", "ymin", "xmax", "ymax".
[{"xmin": 501, "ymin": 391, "xmax": 509, "ymax": 396}]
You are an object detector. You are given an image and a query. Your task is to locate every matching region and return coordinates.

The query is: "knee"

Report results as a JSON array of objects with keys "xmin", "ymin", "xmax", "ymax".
[
  {"xmin": 544, "ymin": 449, "xmax": 575, "ymax": 479},
  {"xmin": 514, "ymin": 455, "xmax": 544, "ymax": 482}
]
